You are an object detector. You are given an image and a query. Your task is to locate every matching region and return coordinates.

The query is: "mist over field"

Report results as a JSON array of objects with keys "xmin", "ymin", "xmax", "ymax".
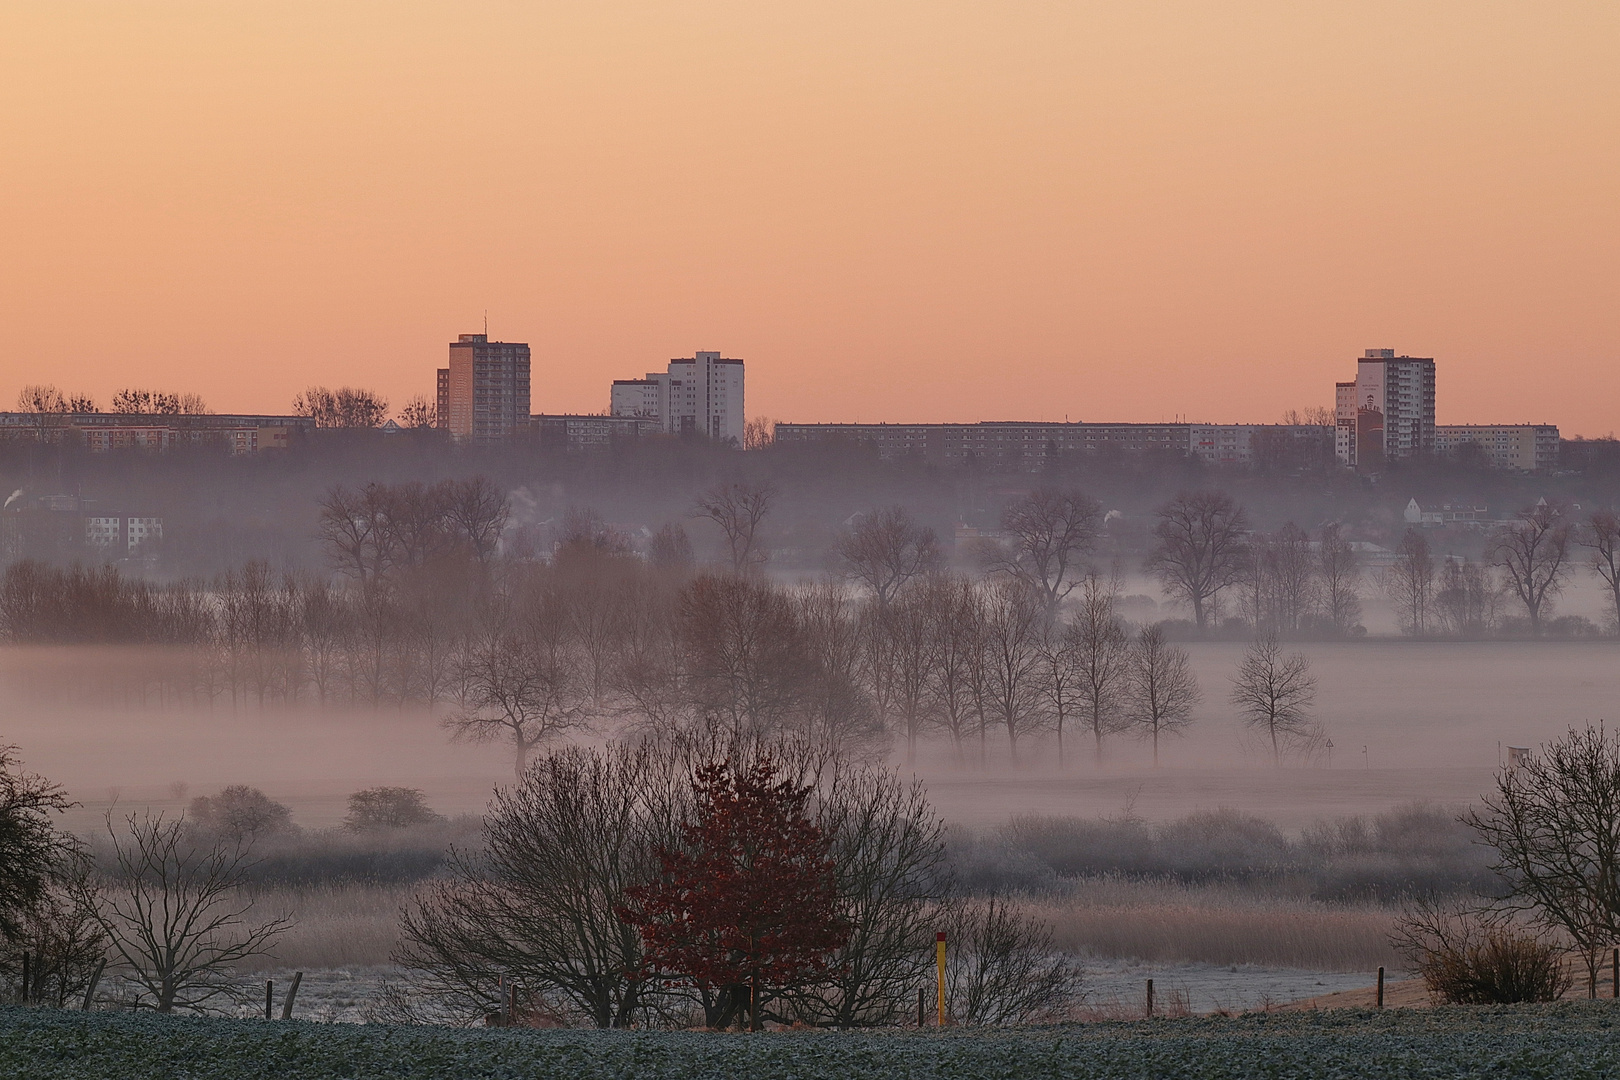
[{"xmin": 8, "ymin": 638, "xmax": 1619, "ymax": 834}]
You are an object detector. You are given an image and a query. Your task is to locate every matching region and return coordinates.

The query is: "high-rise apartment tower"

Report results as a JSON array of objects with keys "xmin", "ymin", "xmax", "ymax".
[
  {"xmin": 610, "ymin": 351, "xmax": 744, "ymax": 445},
  {"xmin": 439, "ymin": 333, "xmax": 531, "ymax": 442},
  {"xmin": 1334, "ymin": 349, "xmax": 1436, "ymax": 470}
]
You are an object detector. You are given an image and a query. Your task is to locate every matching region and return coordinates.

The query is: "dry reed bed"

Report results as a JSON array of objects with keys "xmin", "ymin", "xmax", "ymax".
[{"xmin": 237, "ymin": 883, "xmax": 414, "ymax": 972}]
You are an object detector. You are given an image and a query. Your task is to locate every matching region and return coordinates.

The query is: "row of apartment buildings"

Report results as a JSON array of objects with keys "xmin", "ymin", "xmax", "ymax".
[
  {"xmin": 779, "ymin": 349, "xmax": 1559, "ymax": 472},
  {"xmin": 0, "ymin": 412, "xmax": 312, "ymax": 454},
  {"xmin": 774, "ymin": 421, "xmax": 1335, "ymax": 469},
  {"xmin": 1334, "ymin": 349, "xmax": 1559, "ymax": 471},
  {"xmin": 432, "ymin": 334, "xmax": 748, "ymax": 447}
]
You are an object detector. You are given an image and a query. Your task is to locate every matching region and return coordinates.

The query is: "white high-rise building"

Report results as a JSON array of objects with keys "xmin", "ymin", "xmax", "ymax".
[
  {"xmin": 1334, "ymin": 349, "xmax": 1436, "ymax": 470},
  {"xmin": 611, "ymin": 351, "xmax": 745, "ymax": 445}
]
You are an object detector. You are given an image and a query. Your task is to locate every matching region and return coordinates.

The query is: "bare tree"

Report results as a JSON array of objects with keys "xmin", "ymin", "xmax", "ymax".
[
  {"xmin": 317, "ymin": 483, "xmax": 396, "ymax": 585},
  {"xmin": 442, "ymin": 477, "xmax": 510, "ymax": 562},
  {"xmin": 446, "ymin": 624, "xmax": 588, "ymax": 780},
  {"xmin": 398, "ymin": 743, "xmax": 671, "ymax": 1027},
  {"xmin": 397, "ymin": 395, "xmax": 437, "ymax": 429},
  {"xmin": 922, "ymin": 575, "xmax": 984, "ymax": 765},
  {"xmin": 1230, "ymin": 635, "xmax": 1317, "ymax": 765},
  {"xmin": 110, "ymin": 389, "xmax": 208, "ymax": 415},
  {"xmin": 1435, "ymin": 557, "xmax": 1500, "ymax": 637},
  {"xmin": 795, "ymin": 582, "xmax": 884, "ymax": 756},
  {"xmin": 1067, "ymin": 572, "xmax": 1132, "ymax": 766},
  {"xmin": 694, "ymin": 481, "xmax": 778, "ymax": 574},
  {"xmin": 680, "ymin": 574, "xmax": 811, "ymax": 737},
  {"xmin": 838, "ymin": 507, "xmax": 941, "ymax": 608},
  {"xmin": 1125, "ymin": 624, "xmax": 1199, "ymax": 767},
  {"xmin": 1242, "ymin": 522, "xmax": 1313, "ymax": 635},
  {"xmin": 941, "ymin": 896, "xmax": 1081, "ymax": 1025},
  {"xmin": 648, "ymin": 523, "xmax": 695, "ymax": 570},
  {"xmin": 16, "ymin": 384, "xmax": 94, "ymax": 414},
  {"xmin": 1490, "ymin": 503, "xmax": 1573, "ymax": 635},
  {"xmin": 1316, "ymin": 522, "xmax": 1362, "ymax": 635},
  {"xmin": 1145, "ymin": 491, "xmax": 1250, "ymax": 630},
  {"xmin": 1586, "ymin": 511, "xmax": 1620, "ymax": 634},
  {"xmin": 979, "ymin": 580, "xmax": 1049, "ymax": 762},
  {"xmin": 982, "ymin": 488, "xmax": 1103, "ymax": 612},
  {"xmin": 743, "ymin": 416, "xmax": 777, "ymax": 451},
  {"xmin": 293, "ymin": 386, "xmax": 389, "ymax": 428},
  {"xmin": 873, "ymin": 584, "xmax": 938, "ymax": 766},
  {"xmin": 789, "ymin": 765, "xmax": 952, "ymax": 1028},
  {"xmin": 84, "ymin": 813, "xmax": 289, "ymax": 1013},
  {"xmin": 1383, "ymin": 527, "xmax": 1436, "ymax": 636},
  {"xmin": 1463, "ymin": 725, "xmax": 1620, "ymax": 998}
]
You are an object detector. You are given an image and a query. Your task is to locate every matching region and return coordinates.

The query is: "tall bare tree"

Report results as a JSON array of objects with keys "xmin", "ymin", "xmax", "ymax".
[
  {"xmin": 979, "ymin": 580, "xmax": 1049, "ymax": 762},
  {"xmin": 446, "ymin": 622, "xmax": 588, "ymax": 779},
  {"xmin": 680, "ymin": 574, "xmax": 811, "ymax": 737},
  {"xmin": 1463, "ymin": 725, "xmax": 1620, "ymax": 998},
  {"xmin": 1126, "ymin": 624, "xmax": 1199, "ymax": 766},
  {"xmin": 397, "ymin": 743, "xmax": 671, "ymax": 1028},
  {"xmin": 795, "ymin": 582, "xmax": 883, "ymax": 756},
  {"xmin": 1316, "ymin": 522, "xmax": 1362, "ymax": 635},
  {"xmin": 694, "ymin": 481, "xmax": 778, "ymax": 574},
  {"xmin": 1145, "ymin": 491, "xmax": 1250, "ymax": 630},
  {"xmin": 1490, "ymin": 503, "xmax": 1573, "ymax": 635},
  {"xmin": 84, "ymin": 813, "xmax": 289, "ymax": 1013},
  {"xmin": 921, "ymin": 575, "xmax": 983, "ymax": 765},
  {"xmin": 982, "ymin": 488, "xmax": 1103, "ymax": 612},
  {"xmin": 838, "ymin": 507, "xmax": 941, "ymax": 608},
  {"xmin": 1435, "ymin": 557, "xmax": 1500, "ymax": 637},
  {"xmin": 1067, "ymin": 572, "xmax": 1132, "ymax": 766},
  {"xmin": 1586, "ymin": 510, "xmax": 1620, "ymax": 634},
  {"xmin": 1230, "ymin": 635, "xmax": 1317, "ymax": 765},
  {"xmin": 874, "ymin": 583, "xmax": 938, "ymax": 766},
  {"xmin": 442, "ymin": 477, "xmax": 510, "ymax": 562},
  {"xmin": 1384, "ymin": 527, "xmax": 1436, "ymax": 636}
]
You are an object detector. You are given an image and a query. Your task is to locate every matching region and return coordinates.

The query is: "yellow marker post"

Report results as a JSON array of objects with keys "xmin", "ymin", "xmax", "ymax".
[{"xmin": 936, "ymin": 931, "xmax": 947, "ymax": 1027}]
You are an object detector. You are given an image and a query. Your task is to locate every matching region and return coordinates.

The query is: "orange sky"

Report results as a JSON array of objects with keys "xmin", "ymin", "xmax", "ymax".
[{"xmin": 1, "ymin": 2, "xmax": 1615, "ymax": 433}]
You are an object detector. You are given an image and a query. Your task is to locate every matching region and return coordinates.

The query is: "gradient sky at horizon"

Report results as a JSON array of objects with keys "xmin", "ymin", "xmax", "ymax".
[{"xmin": 1, "ymin": 2, "xmax": 1615, "ymax": 434}]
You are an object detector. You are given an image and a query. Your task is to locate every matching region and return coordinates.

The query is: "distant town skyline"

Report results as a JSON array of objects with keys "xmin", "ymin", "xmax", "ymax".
[{"xmin": 2, "ymin": 4, "xmax": 1615, "ymax": 435}]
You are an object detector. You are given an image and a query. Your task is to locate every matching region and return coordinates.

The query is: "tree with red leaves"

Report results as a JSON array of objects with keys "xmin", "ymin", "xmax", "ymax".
[{"xmin": 618, "ymin": 755, "xmax": 848, "ymax": 1030}]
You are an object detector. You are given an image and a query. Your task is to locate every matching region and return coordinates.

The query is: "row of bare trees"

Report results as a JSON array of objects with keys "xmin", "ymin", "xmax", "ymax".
[{"xmin": 1382, "ymin": 504, "xmax": 1620, "ymax": 636}]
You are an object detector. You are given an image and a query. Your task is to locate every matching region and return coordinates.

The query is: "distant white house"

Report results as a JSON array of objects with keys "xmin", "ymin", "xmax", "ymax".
[{"xmin": 1404, "ymin": 499, "xmax": 1488, "ymax": 527}]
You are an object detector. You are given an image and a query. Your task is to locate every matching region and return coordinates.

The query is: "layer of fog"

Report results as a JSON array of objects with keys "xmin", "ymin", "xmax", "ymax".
[{"xmin": 5, "ymin": 637, "xmax": 1614, "ymax": 836}]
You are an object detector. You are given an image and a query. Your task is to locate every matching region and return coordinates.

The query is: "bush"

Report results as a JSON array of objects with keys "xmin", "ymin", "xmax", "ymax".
[
  {"xmin": 1394, "ymin": 903, "xmax": 1571, "ymax": 1004},
  {"xmin": 971, "ymin": 803, "xmax": 1495, "ymax": 902},
  {"xmin": 187, "ymin": 786, "xmax": 293, "ymax": 843},
  {"xmin": 344, "ymin": 788, "xmax": 444, "ymax": 831}
]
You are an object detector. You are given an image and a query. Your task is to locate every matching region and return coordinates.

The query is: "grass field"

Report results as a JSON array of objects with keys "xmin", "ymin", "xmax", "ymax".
[{"xmin": 6, "ymin": 1003, "xmax": 1620, "ymax": 1079}]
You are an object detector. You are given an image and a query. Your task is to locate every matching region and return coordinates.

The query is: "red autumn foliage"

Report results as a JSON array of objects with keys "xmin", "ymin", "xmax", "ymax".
[{"xmin": 618, "ymin": 755, "xmax": 848, "ymax": 1030}]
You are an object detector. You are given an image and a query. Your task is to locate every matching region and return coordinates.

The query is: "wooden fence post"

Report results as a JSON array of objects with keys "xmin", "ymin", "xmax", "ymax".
[
  {"xmin": 280, "ymin": 972, "xmax": 303, "ymax": 1020},
  {"xmin": 1146, "ymin": 979, "xmax": 1154, "ymax": 1018},
  {"xmin": 1376, "ymin": 967, "xmax": 1385, "ymax": 1008},
  {"xmin": 81, "ymin": 959, "xmax": 106, "ymax": 1011},
  {"xmin": 917, "ymin": 986, "xmax": 924, "ymax": 1028},
  {"xmin": 19, "ymin": 953, "xmax": 29, "ymax": 1006},
  {"xmin": 264, "ymin": 980, "xmax": 273, "ymax": 1020}
]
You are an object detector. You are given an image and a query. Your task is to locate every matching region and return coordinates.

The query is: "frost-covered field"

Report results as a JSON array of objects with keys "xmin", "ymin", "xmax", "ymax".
[
  {"xmin": 223, "ymin": 962, "xmax": 1388, "ymax": 1026},
  {"xmin": 6, "ymin": 1003, "xmax": 1620, "ymax": 1079}
]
